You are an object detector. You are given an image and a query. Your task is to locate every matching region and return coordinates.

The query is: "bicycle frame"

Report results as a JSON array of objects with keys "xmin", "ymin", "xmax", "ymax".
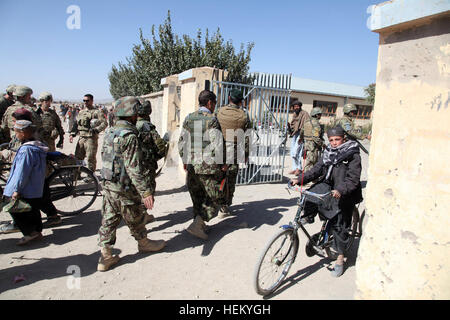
[{"xmin": 283, "ymin": 183, "xmax": 334, "ymax": 256}]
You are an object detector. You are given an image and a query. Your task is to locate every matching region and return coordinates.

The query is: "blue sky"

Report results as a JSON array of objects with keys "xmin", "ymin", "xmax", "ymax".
[{"xmin": 0, "ymin": 0, "xmax": 381, "ymax": 101}]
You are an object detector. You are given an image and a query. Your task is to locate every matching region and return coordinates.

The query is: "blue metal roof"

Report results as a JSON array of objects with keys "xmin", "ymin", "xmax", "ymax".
[{"xmin": 290, "ymin": 76, "xmax": 367, "ymax": 99}]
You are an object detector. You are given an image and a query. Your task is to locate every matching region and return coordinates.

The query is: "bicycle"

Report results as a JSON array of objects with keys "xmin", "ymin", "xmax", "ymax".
[
  {"xmin": 0, "ymin": 142, "xmax": 99, "ymax": 216},
  {"xmin": 253, "ymin": 181, "xmax": 361, "ymax": 296}
]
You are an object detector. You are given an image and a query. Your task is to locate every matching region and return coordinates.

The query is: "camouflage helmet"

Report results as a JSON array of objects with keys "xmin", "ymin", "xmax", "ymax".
[
  {"xmin": 137, "ymin": 98, "xmax": 152, "ymax": 115},
  {"xmin": 13, "ymin": 85, "xmax": 33, "ymax": 98},
  {"xmin": 114, "ymin": 96, "xmax": 140, "ymax": 117},
  {"xmin": 343, "ymin": 103, "xmax": 357, "ymax": 114},
  {"xmin": 6, "ymin": 84, "xmax": 16, "ymax": 95},
  {"xmin": 38, "ymin": 91, "xmax": 53, "ymax": 101},
  {"xmin": 310, "ymin": 107, "xmax": 322, "ymax": 117}
]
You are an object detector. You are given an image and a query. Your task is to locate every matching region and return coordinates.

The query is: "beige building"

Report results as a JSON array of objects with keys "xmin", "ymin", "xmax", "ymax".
[
  {"xmin": 355, "ymin": 0, "xmax": 450, "ymax": 299},
  {"xmin": 289, "ymin": 77, "xmax": 373, "ymax": 127}
]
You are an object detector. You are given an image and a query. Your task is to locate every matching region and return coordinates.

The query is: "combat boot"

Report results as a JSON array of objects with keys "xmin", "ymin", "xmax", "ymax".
[
  {"xmin": 144, "ymin": 213, "xmax": 155, "ymax": 224},
  {"xmin": 138, "ymin": 238, "xmax": 166, "ymax": 253},
  {"xmin": 186, "ymin": 215, "xmax": 208, "ymax": 240},
  {"xmin": 218, "ymin": 205, "xmax": 231, "ymax": 219},
  {"xmin": 97, "ymin": 247, "xmax": 120, "ymax": 272}
]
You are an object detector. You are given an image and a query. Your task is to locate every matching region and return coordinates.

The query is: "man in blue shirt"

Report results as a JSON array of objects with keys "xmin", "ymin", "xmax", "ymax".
[{"xmin": 3, "ymin": 120, "xmax": 48, "ymax": 245}]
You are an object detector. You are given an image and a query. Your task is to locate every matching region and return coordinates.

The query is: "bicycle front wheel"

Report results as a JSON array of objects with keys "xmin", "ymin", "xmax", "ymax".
[
  {"xmin": 253, "ymin": 228, "xmax": 299, "ymax": 296},
  {"xmin": 47, "ymin": 166, "xmax": 99, "ymax": 215}
]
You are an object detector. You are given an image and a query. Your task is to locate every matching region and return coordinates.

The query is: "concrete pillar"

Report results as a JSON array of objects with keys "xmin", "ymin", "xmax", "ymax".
[
  {"xmin": 355, "ymin": 1, "xmax": 450, "ymax": 299},
  {"xmin": 160, "ymin": 67, "xmax": 228, "ymax": 178}
]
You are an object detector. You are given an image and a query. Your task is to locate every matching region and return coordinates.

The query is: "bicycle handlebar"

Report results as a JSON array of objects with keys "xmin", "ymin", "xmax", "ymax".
[{"xmin": 287, "ymin": 181, "xmax": 331, "ymax": 200}]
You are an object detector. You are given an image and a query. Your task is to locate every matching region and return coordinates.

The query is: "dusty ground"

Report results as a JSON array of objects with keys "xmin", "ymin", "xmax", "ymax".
[{"xmin": 0, "ymin": 129, "xmax": 370, "ymax": 300}]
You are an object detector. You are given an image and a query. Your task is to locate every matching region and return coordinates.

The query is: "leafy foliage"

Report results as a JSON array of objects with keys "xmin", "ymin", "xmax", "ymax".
[
  {"xmin": 108, "ymin": 11, "xmax": 254, "ymax": 99},
  {"xmin": 364, "ymin": 83, "xmax": 376, "ymax": 105}
]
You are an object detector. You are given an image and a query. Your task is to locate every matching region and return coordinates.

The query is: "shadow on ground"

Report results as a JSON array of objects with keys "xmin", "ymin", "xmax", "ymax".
[
  {"xmin": 149, "ymin": 197, "xmax": 298, "ymax": 257},
  {"xmin": 260, "ymin": 235, "xmax": 362, "ymax": 299},
  {"xmin": 0, "ymin": 209, "xmax": 102, "ymax": 255},
  {"xmin": 0, "ymin": 250, "xmax": 109, "ymax": 295}
]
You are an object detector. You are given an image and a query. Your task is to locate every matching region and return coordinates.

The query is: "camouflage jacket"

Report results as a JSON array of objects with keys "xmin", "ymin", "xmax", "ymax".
[
  {"xmin": 301, "ymin": 117, "xmax": 323, "ymax": 147},
  {"xmin": 71, "ymin": 107, "xmax": 107, "ymax": 138},
  {"xmin": 101, "ymin": 120, "xmax": 155, "ymax": 198},
  {"xmin": 178, "ymin": 109, "xmax": 222, "ymax": 175},
  {"xmin": 136, "ymin": 117, "xmax": 168, "ymax": 172},
  {"xmin": 0, "ymin": 96, "xmax": 14, "ymax": 124},
  {"xmin": 210, "ymin": 103, "xmax": 252, "ymax": 165},
  {"xmin": 1, "ymin": 101, "xmax": 43, "ymax": 141},
  {"xmin": 332, "ymin": 115, "xmax": 366, "ymax": 140},
  {"xmin": 40, "ymin": 108, "xmax": 64, "ymax": 141}
]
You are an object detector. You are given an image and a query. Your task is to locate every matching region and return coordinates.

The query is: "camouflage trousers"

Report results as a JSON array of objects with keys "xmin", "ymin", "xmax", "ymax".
[
  {"xmin": 303, "ymin": 140, "xmax": 320, "ymax": 172},
  {"xmin": 222, "ymin": 164, "xmax": 239, "ymax": 206},
  {"xmin": 98, "ymin": 188, "xmax": 147, "ymax": 248},
  {"xmin": 75, "ymin": 136, "xmax": 98, "ymax": 172},
  {"xmin": 186, "ymin": 167, "xmax": 224, "ymax": 222}
]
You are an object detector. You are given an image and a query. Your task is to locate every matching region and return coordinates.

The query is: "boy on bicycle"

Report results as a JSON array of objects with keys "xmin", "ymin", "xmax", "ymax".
[{"xmin": 291, "ymin": 126, "xmax": 363, "ymax": 277}]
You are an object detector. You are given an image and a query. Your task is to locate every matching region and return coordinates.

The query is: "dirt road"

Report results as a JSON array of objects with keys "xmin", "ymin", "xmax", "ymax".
[{"xmin": 0, "ymin": 133, "xmax": 370, "ymax": 300}]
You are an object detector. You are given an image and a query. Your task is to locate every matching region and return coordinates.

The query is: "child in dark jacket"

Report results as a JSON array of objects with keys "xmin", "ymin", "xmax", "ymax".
[{"xmin": 291, "ymin": 126, "xmax": 363, "ymax": 277}]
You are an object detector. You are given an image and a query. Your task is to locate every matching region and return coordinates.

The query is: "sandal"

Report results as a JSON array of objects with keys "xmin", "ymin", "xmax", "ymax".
[
  {"xmin": 331, "ymin": 263, "xmax": 345, "ymax": 277},
  {"xmin": 17, "ymin": 232, "xmax": 43, "ymax": 246}
]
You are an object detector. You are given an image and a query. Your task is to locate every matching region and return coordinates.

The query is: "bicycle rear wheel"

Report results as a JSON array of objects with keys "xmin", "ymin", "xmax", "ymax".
[
  {"xmin": 325, "ymin": 207, "xmax": 359, "ymax": 259},
  {"xmin": 253, "ymin": 228, "xmax": 299, "ymax": 296},
  {"xmin": 47, "ymin": 166, "xmax": 99, "ymax": 215}
]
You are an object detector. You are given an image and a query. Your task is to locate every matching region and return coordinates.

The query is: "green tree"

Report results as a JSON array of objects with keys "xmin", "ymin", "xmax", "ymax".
[
  {"xmin": 108, "ymin": 11, "xmax": 254, "ymax": 99},
  {"xmin": 364, "ymin": 83, "xmax": 376, "ymax": 105}
]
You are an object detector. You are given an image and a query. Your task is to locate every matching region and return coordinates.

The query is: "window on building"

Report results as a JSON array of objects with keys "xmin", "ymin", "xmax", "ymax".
[
  {"xmin": 355, "ymin": 105, "xmax": 373, "ymax": 119},
  {"xmin": 313, "ymin": 100, "xmax": 337, "ymax": 117}
]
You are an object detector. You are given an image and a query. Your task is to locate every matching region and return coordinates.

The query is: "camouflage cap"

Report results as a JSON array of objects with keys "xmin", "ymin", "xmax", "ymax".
[
  {"xmin": 343, "ymin": 103, "xmax": 357, "ymax": 114},
  {"xmin": 310, "ymin": 107, "xmax": 322, "ymax": 117},
  {"xmin": 114, "ymin": 96, "xmax": 140, "ymax": 117},
  {"xmin": 38, "ymin": 91, "xmax": 53, "ymax": 101},
  {"xmin": 137, "ymin": 98, "xmax": 152, "ymax": 115},
  {"xmin": 6, "ymin": 84, "xmax": 16, "ymax": 95},
  {"xmin": 229, "ymin": 89, "xmax": 243, "ymax": 102},
  {"xmin": 13, "ymin": 85, "xmax": 33, "ymax": 97}
]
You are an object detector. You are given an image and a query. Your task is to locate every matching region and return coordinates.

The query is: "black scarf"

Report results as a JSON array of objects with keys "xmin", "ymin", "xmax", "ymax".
[
  {"xmin": 322, "ymin": 140, "xmax": 360, "ymax": 166},
  {"xmin": 322, "ymin": 140, "xmax": 359, "ymax": 181}
]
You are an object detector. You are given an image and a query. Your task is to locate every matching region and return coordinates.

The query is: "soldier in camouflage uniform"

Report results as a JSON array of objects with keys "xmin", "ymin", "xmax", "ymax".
[
  {"xmin": 97, "ymin": 96, "xmax": 166, "ymax": 272},
  {"xmin": 301, "ymin": 107, "xmax": 324, "ymax": 172},
  {"xmin": 0, "ymin": 84, "xmax": 16, "ymax": 122},
  {"xmin": 178, "ymin": 90, "xmax": 225, "ymax": 240},
  {"xmin": 209, "ymin": 89, "xmax": 252, "ymax": 218},
  {"xmin": 332, "ymin": 103, "xmax": 368, "ymax": 141},
  {"xmin": 136, "ymin": 99, "xmax": 168, "ymax": 173},
  {"xmin": 69, "ymin": 94, "xmax": 107, "ymax": 172},
  {"xmin": 38, "ymin": 92, "xmax": 64, "ymax": 152},
  {"xmin": 136, "ymin": 98, "xmax": 168, "ymax": 224},
  {"xmin": 1, "ymin": 85, "xmax": 43, "ymax": 144},
  {"xmin": 0, "ymin": 84, "xmax": 16, "ymax": 144}
]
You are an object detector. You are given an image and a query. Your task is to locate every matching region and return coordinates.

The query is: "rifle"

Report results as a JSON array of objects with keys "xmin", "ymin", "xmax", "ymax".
[{"xmin": 342, "ymin": 128, "xmax": 369, "ymax": 155}]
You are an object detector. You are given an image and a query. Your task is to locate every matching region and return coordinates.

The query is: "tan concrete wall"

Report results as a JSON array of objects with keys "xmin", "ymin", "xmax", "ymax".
[
  {"xmin": 140, "ymin": 90, "xmax": 164, "ymax": 134},
  {"xmin": 355, "ymin": 15, "xmax": 450, "ymax": 299}
]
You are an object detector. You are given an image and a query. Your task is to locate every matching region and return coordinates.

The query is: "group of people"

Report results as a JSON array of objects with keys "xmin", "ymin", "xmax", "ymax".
[
  {"xmin": 288, "ymin": 99, "xmax": 371, "ymax": 177},
  {"xmin": 0, "ymin": 84, "xmax": 368, "ymax": 277}
]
